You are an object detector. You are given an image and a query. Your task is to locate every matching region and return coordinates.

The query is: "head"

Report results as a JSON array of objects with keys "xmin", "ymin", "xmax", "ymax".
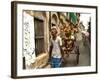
[
  {"xmin": 60, "ymin": 26, "xmax": 64, "ymax": 32},
  {"xmin": 51, "ymin": 26, "xmax": 58, "ymax": 37},
  {"xmin": 74, "ymin": 27, "xmax": 78, "ymax": 33}
]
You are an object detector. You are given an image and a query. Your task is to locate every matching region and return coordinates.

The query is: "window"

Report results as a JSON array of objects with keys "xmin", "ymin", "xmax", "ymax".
[{"xmin": 34, "ymin": 18, "xmax": 45, "ymax": 56}]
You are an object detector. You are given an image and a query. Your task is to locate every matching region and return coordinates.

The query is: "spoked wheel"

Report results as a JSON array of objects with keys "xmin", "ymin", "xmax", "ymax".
[{"xmin": 75, "ymin": 46, "xmax": 80, "ymax": 64}]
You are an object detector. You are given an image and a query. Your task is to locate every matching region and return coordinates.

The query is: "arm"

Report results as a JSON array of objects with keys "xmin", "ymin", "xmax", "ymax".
[
  {"xmin": 60, "ymin": 46, "xmax": 64, "ymax": 59},
  {"xmin": 59, "ymin": 37, "xmax": 64, "ymax": 59},
  {"xmin": 49, "ymin": 45, "xmax": 52, "ymax": 60},
  {"xmin": 48, "ymin": 40, "xmax": 53, "ymax": 62}
]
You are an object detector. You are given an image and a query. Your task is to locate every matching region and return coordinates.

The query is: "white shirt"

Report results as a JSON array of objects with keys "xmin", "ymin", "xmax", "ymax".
[{"xmin": 50, "ymin": 36, "xmax": 62, "ymax": 58}]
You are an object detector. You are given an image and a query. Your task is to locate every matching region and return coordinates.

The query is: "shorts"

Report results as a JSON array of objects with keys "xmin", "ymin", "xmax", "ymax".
[{"xmin": 51, "ymin": 57, "xmax": 61, "ymax": 68}]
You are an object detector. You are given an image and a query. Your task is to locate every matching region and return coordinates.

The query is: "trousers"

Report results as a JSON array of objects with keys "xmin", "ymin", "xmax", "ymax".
[{"xmin": 51, "ymin": 57, "xmax": 61, "ymax": 68}]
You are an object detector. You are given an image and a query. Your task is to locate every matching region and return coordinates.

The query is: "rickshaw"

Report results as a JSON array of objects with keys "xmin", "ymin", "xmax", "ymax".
[{"xmin": 61, "ymin": 25, "xmax": 80, "ymax": 65}]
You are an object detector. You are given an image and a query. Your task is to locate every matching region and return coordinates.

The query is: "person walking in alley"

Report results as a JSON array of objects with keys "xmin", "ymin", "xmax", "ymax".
[{"xmin": 49, "ymin": 26, "xmax": 63, "ymax": 68}]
